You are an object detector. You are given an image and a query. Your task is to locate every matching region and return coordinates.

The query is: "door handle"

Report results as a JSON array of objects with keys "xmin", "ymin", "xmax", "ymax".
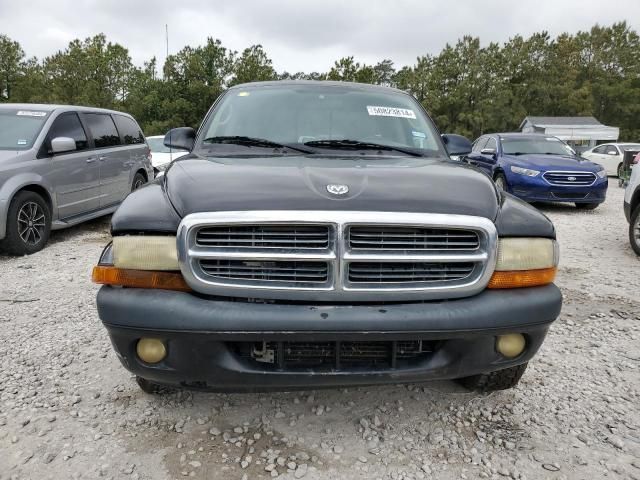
[
  {"xmin": 99, "ymin": 156, "xmax": 108, "ymax": 162},
  {"xmin": 86, "ymin": 157, "xmax": 97, "ymax": 163}
]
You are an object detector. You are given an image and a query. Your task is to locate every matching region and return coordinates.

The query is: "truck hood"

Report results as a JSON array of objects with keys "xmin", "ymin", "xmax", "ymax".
[
  {"xmin": 502, "ymin": 153, "xmax": 603, "ymax": 172},
  {"xmin": 164, "ymin": 154, "xmax": 500, "ymax": 219}
]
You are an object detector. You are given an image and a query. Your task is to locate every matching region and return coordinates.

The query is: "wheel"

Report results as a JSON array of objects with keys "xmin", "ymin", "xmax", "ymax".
[
  {"xmin": 617, "ymin": 163, "xmax": 623, "ymax": 178},
  {"xmin": 575, "ymin": 203, "xmax": 599, "ymax": 210},
  {"xmin": 458, "ymin": 363, "xmax": 528, "ymax": 392},
  {"xmin": 0, "ymin": 190, "xmax": 51, "ymax": 255},
  {"xmin": 494, "ymin": 173, "xmax": 508, "ymax": 192},
  {"xmin": 135, "ymin": 376, "xmax": 174, "ymax": 394},
  {"xmin": 629, "ymin": 205, "xmax": 640, "ymax": 256},
  {"xmin": 132, "ymin": 172, "xmax": 146, "ymax": 191}
]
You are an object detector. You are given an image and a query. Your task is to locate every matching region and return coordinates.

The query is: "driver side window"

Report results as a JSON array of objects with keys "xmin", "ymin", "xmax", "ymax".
[
  {"xmin": 46, "ymin": 112, "xmax": 88, "ymax": 153},
  {"xmin": 484, "ymin": 137, "xmax": 497, "ymax": 152},
  {"xmin": 593, "ymin": 145, "xmax": 608, "ymax": 154}
]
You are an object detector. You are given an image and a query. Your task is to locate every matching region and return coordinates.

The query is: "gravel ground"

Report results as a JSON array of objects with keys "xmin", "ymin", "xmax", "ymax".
[{"xmin": 1, "ymin": 180, "xmax": 639, "ymax": 480}]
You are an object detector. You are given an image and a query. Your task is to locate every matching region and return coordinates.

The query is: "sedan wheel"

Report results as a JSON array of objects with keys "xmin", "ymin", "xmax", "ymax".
[{"xmin": 494, "ymin": 174, "xmax": 508, "ymax": 191}]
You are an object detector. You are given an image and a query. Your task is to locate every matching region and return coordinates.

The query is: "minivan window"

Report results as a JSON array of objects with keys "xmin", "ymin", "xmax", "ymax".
[
  {"xmin": 84, "ymin": 113, "xmax": 121, "ymax": 148},
  {"xmin": 0, "ymin": 109, "xmax": 50, "ymax": 150},
  {"xmin": 46, "ymin": 112, "xmax": 88, "ymax": 151},
  {"xmin": 113, "ymin": 115, "xmax": 145, "ymax": 145},
  {"xmin": 199, "ymin": 85, "xmax": 446, "ymax": 157}
]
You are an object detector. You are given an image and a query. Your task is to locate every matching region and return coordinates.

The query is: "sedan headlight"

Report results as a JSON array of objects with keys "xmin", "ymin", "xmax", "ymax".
[
  {"xmin": 596, "ymin": 169, "xmax": 607, "ymax": 178},
  {"xmin": 510, "ymin": 166, "xmax": 540, "ymax": 177},
  {"xmin": 489, "ymin": 238, "xmax": 559, "ymax": 289},
  {"xmin": 112, "ymin": 236, "xmax": 179, "ymax": 270}
]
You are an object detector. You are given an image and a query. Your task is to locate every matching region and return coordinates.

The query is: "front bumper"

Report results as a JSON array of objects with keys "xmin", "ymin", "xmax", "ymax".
[
  {"xmin": 97, "ymin": 284, "xmax": 562, "ymax": 391},
  {"xmin": 507, "ymin": 173, "xmax": 608, "ymax": 204}
]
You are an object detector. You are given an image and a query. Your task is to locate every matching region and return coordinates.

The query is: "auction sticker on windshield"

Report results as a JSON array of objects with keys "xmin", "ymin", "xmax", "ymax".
[
  {"xmin": 17, "ymin": 110, "xmax": 47, "ymax": 117},
  {"xmin": 367, "ymin": 106, "xmax": 416, "ymax": 119}
]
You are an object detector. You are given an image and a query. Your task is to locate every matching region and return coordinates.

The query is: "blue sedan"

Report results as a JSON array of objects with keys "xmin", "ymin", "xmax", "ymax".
[{"xmin": 465, "ymin": 133, "xmax": 608, "ymax": 209}]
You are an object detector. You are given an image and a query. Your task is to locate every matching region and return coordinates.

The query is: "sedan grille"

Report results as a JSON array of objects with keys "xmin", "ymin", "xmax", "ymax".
[
  {"xmin": 349, "ymin": 226, "xmax": 479, "ymax": 251},
  {"xmin": 348, "ymin": 262, "xmax": 475, "ymax": 284},
  {"xmin": 196, "ymin": 225, "xmax": 330, "ymax": 250},
  {"xmin": 543, "ymin": 171, "xmax": 596, "ymax": 186},
  {"xmin": 199, "ymin": 259, "xmax": 329, "ymax": 284}
]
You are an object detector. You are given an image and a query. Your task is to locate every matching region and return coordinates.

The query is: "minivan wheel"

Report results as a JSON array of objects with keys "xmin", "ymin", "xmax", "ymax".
[
  {"xmin": 1, "ymin": 191, "xmax": 51, "ymax": 255},
  {"xmin": 457, "ymin": 363, "xmax": 528, "ymax": 392},
  {"xmin": 494, "ymin": 173, "xmax": 508, "ymax": 192},
  {"xmin": 132, "ymin": 172, "xmax": 146, "ymax": 191},
  {"xmin": 629, "ymin": 205, "xmax": 640, "ymax": 256}
]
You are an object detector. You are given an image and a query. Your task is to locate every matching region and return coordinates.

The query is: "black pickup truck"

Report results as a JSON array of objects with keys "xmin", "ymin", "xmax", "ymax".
[{"xmin": 93, "ymin": 81, "xmax": 561, "ymax": 393}]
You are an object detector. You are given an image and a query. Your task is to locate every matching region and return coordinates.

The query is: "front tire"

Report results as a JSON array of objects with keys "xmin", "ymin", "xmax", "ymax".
[
  {"xmin": 0, "ymin": 191, "xmax": 51, "ymax": 255},
  {"xmin": 132, "ymin": 172, "xmax": 146, "ymax": 191},
  {"xmin": 629, "ymin": 205, "xmax": 640, "ymax": 256},
  {"xmin": 494, "ymin": 173, "xmax": 508, "ymax": 192},
  {"xmin": 575, "ymin": 202, "xmax": 599, "ymax": 210},
  {"xmin": 458, "ymin": 363, "xmax": 528, "ymax": 392},
  {"xmin": 617, "ymin": 163, "xmax": 623, "ymax": 178}
]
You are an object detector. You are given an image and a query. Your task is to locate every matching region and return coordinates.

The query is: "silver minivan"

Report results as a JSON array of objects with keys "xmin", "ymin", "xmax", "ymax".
[{"xmin": 0, "ymin": 104, "xmax": 153, "ymax": 255}]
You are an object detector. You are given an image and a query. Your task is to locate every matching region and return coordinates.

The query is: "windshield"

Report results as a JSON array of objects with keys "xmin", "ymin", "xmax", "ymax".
[
  {"xmin": 147, "ymin": 137, "xmax": 172, "ymax": 153},
  {"xmin": 198, "ymin": 84, "xmax": 445, "ymax": 157},
  {"xmin": 501, "ymin": 136, "xmax": 573, "ymax": 156},
  {"xmin": 0, "ymin": 109, "xmax": 50, "ymax": 150}
]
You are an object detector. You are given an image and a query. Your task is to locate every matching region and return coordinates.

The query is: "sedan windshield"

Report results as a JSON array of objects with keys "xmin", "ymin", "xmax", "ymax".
[
  {"xmin": 501, "ymin": 136, "xmax": 573, "ymax": 156},
  {"xmin": 0, "ymin": 109, "xmax": 50, "ymax": 150},
  {"xmin": 198, "ymin": 84, "xmax": 445, "ymax": 157}
]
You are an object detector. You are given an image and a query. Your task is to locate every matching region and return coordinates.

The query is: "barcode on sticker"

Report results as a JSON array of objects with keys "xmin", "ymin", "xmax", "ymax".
[{"xmin": 367, "ymin": 106, "xmax": 416, "ymax": 119}]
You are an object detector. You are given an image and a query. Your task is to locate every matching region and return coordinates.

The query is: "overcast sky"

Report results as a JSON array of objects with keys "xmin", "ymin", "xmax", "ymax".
[{"xmin": 1, "ymin": 0, "xmax": 639, "ymax": 73}]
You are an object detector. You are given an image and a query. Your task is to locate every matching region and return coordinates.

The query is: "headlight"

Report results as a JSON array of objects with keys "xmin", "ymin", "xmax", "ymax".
[
  {"xmin": 92, "ymin": 236, "xmax": 188, "ymax": 292},
  {"xmin": 112, "ymin": 236, "xmax": 179, "ymax": 270},
  {"xmin": 510, "ymin": 166, "xmax": 540, "ymax": 177},
  {"xmin": 596, "ymin": 169, "xmax": 607, "ymax": 178},
  {"xmin": 489, "ymin": 238, "xmax": 559, "ymax": 289}
]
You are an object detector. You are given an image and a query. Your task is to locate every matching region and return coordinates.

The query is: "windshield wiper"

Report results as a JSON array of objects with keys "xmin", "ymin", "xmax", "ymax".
[
  {"xmin": 202, "ymin": 136, "xmax": 315, "ymax": 154},
  {"xmin": 303, "ymin": 139, "xmax": 423, "ymax": 157}
]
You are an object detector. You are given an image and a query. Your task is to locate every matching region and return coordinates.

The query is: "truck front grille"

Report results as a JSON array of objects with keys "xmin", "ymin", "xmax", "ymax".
[
  {"xmin": 348, "ymin": 226, "xmax": 479, "ymax": 251},
  {"xmin": 543, "ymin": 171, "xmax": 596, "ymax": 186},
  {"xmin": 348, "ymin": 262, "xmax": 475, "ymax": 284},
  {"xmin": 199, "ymin": 259, "xmax": 329, "ymax": 284},
  {"xmin": 231, "ymin": 340, "xmax": 435, "ymax": 370},
  {"xmin": 178, "ymin": 211, "xmax": 497, "ymax": 301},
  {"xmin": 196, "ymin": 225, "xmax": 330, "ymax": 250}
]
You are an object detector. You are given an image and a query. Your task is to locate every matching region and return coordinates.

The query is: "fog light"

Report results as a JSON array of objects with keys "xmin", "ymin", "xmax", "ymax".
[
  {"xmin": 496, "ymin": 334, "xmax": 526, "ymax": 358},
  {"xmin": 136, "ymin": 338, "xmax": 166, "ymax": 364}
]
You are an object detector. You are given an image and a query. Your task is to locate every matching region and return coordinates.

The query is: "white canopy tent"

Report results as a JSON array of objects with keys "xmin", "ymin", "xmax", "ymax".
[{"xmin": 519, "ymin": 116, "xmax": 619, "ymax": 149}]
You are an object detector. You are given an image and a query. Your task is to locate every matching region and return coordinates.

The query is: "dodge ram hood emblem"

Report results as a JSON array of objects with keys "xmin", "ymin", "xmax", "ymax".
[{"xmin": 326, "ymin": 184, "xmax": 349, "ymax": 195}]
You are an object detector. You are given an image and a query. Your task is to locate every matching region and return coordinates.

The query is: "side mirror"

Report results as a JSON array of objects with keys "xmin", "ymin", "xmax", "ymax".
[
  {"xmin": 480, "ymin": 148, "xmax": 497, "ymax": 156},
  {"xmin": 50, "ymin": 137, "xmax": 77, "ymax": 154},
  {"xmin": 442, "ymin": 134, "xmax": 472, "ymax": 156},
  {"xmin": 164, "ymin": 127, "xmax": 196, "ymax": 152}
]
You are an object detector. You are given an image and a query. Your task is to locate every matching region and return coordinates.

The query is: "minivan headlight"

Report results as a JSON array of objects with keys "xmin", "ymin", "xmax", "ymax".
[
  {"xmin": 510, "ymin": 166, "xmax": 540, "ymax": 177},
  {"xmin": 489, "ymin": 238, "xmax": 559, "ymax": 289}
]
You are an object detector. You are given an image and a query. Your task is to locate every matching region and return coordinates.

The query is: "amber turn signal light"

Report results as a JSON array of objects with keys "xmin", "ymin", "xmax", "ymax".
[
  {"xmin": 92, "ymin": 266, "xmax": 191, "ymax": 292},
  {"xmin": 487, "ymin": 267, "xmax": 556, "ymax": 289}
]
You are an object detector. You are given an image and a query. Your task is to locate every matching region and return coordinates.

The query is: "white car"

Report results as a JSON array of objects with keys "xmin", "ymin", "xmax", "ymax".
[
  {"xmin": 146, "ymin": 135, "xmax": 189, "ymax": 176},
  {"xmin": 581, "ymin": 143, "xmax": 640, "ymax": 177},
  {"xmin": 624, "ymin": 163, "xmax": 640, "ymax": 255}
]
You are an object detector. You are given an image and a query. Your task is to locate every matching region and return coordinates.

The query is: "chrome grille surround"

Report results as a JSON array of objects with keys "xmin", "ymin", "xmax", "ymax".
[
  {"xmin": 178, "ymin": 211, "xmax": 498, "ymax": 301},
  {"xmin": 542, "ymin": 171, "xmax": 597, "ymax": 187}
]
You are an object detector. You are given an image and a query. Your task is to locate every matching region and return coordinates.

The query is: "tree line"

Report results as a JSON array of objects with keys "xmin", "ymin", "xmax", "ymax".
[{"xmin": 1, "ymin": 22, "xmax": 639, "ymax": 140}]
